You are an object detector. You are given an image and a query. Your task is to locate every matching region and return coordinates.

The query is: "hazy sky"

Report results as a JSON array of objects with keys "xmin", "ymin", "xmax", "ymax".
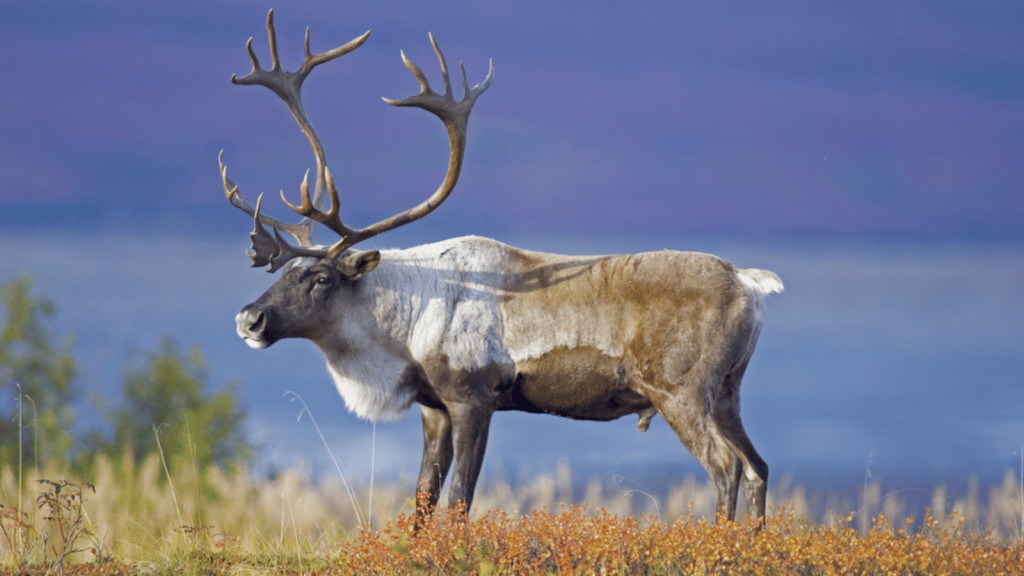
[{"xmin": 2, "ymin": 0, "xmax": 1021, "ymax": 240}]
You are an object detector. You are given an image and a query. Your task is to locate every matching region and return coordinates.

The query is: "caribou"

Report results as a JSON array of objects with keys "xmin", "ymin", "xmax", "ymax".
[{"xmin": 221, "ymin": 10, "xmax": 783, "ymax": 521}]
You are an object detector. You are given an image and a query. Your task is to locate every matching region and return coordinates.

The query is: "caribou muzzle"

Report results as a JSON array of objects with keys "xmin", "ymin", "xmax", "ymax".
[{"xmin": 236, "ymin": 305, "xmax": 274, "ymax": 349}]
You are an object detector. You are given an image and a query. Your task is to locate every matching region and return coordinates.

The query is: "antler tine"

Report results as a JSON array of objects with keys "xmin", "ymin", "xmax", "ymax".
[
  {"xmin": 397, "ymin": 50, "xmax": 432, "ymax": 97},
  {"xmin": 247, "ymin": 193, "xmax": 279, "ymax": 268},
  {"xmin": 430, "ymin": 33, "xmax": 453, "ymax": 98},
  {"xmin": 460, "ymin": 62, "xmax": 469, "ymax": 98},
  {"xmin": 243, "ymin": 38, "xmax": 261, "ymax": 74},
  {"xmin": 267, "ymin": 9, "xmax": 281, "ymax": 71},
  {"xmin": 301, "ymin": 26, "xmax": 370, "ymax": 73},
  {"xmin": 280, "ymin": 168, "xmax": 358, "ymax": 239}
]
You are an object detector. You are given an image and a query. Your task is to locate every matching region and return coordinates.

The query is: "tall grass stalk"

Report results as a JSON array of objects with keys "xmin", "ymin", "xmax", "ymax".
[
  {"xmin": 29, "ymin": 396, "xmax": 37, "ymax": 484},
  {"xmin": 15, "ymin": 385, "xmax": 23, "ymax": 546},
  {"xmin": 284, "ymin": 391, "xmax": 365, "ymax": 527},
  {"xmin": 856, "ymin": 450, "xmax": 874, "ymax": 534},
  {"xmin": 15, "ymin": 386, "xmax": 24, "ymax": 562},
  {"xmin": 369, "ymin": 421, "xmax": 376, "ymax": 529},
  {"xmin": 152, "ymin": 425, "xmax": 184, "ymax": 531},
  {"xmin": 278, "ymin": 493, "xmax": 285, "ymax": 559},
  {"xmin": 185, "ymin": 418, "xmax": 204, "ymax": 529},
  {"xmin": 282, "ymin": 492, "xmax": 302, "ymax": 570},
  {"xmin": 12, "ymin": 389, "xmax": 38, "ymax": 562},
  {"xmin": 14, "ymin": 390, "xmax": 39, "ymax": 509},
  {"xmin": 612, "ymin": 474, "xmax": 662, "ymax": 518}
]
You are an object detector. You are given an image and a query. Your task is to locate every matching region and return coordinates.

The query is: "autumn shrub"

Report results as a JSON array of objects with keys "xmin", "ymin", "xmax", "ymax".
[{"xmin": 330, "ymin": 490, "xmax": 1023, "ymax": 576}]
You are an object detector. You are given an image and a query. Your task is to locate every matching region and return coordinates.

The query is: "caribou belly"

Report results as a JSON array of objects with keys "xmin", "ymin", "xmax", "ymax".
[{"xmin": 503, "ymin": 345, "xmax": 652, "ymax": 421}]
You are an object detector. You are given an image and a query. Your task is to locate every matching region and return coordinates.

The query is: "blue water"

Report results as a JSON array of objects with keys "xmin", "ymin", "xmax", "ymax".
[{"xmin": 2, "ymin": 231, "xmax": 1021, "ymax": 499}]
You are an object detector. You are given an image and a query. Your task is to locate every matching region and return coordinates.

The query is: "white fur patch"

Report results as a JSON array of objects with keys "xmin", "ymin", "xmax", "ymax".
[
  {"xmin": 501, "ymin": 281, "xmax": 629, "ymax": 363},
  {"xmin": 324, "ymin": 349, "xmax": 416, "ymax": 422},
  {"xmin": 498, "ymin": 251, "xmax": 629, "ymax": 364},
  {"xmin": 738, "ymin": 269, "xmax": 784, "ymax": 294},
  {"xmin": 745, "ymin": 465, "xmax": 761, "ymax": 482},
  {"xmin": 504, "ymin": 315, "xmax": 626, "ymax": 364},
  {"xmin": 312, "ymin": 237, "xmax": 519, "ymax": 421}
]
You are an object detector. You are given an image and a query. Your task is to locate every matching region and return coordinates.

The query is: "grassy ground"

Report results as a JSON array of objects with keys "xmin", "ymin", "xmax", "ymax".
[{"xmin": 1, "ymin": 454, "xmax": 1022, "ymax": 573}]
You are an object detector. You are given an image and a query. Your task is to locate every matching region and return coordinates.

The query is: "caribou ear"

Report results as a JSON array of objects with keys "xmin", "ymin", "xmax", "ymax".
[{"xmin": 337, "ymin": 249, "xmax": 381, "ymax": 280}]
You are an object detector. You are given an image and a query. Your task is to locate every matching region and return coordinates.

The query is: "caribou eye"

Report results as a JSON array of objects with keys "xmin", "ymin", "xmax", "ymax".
[{"xmin": 315, "ymin": 276, "xmax": 331, "ymax": 286}]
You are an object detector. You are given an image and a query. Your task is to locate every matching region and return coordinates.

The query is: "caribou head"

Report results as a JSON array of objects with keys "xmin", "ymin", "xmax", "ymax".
[{"xmin": 220, "ymin": 10, "xmax": 491, "ymax": 349}]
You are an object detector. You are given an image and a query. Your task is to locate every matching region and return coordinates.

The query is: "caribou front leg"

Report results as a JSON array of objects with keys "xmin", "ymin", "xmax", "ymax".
[
  {"xmin": 446, "ymin": 402, "xmax": 493, "ymax": 514},
  {"xmin": 416, "ymin": 405, "xmax": 454, "ymax": 518}
]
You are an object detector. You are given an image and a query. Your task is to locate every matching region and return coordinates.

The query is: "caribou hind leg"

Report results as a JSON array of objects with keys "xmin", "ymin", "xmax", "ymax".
[
  {"xmin": 711, "ymin": 368, "xmax": 769, "ymax": 520},
  {"xmin": 648, "ymin": 378, "xmax": 745, "ymax": 521}
]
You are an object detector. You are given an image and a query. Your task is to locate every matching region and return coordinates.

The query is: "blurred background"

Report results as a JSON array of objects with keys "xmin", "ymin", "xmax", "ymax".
[{"xmin": 2, "ymin": 0, "xmax": 1022, "ymax": 507}]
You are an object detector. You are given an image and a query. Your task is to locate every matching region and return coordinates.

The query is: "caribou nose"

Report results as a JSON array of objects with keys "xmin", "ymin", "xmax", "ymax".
[{"xmin": 236, "ymin": 307, "xmax": 270, "ymax": 348}]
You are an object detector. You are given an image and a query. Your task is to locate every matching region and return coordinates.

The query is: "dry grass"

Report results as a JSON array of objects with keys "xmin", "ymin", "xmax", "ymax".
[{"xmin": 2, "ymin": 451, "xmax": 1023, "ymax": 573}]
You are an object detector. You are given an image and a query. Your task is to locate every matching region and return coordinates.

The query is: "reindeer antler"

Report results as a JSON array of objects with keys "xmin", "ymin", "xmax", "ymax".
[
  {"xmin": 219, "ymin": 9, "xmax": 368, "ymax": 270},
  {"xmin": 219, "ymin": 10, "xmax": 492, "ymax": 272}
]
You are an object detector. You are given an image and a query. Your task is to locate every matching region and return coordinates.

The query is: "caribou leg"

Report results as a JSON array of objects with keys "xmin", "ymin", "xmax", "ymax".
[
  {"xmin": 647, "ymin": 377, "xmax": 744, "ymax": 521},
  {"xmin": 417, "ymin": 405, "xmax": 454, "ymax": 516},
  {"xmin": 712, "ymin": 367, "xmax": 769, "ymax": 521},
  {"xmin": 445, "ymin": 402, "xmax": 494, "ymax": 513}
]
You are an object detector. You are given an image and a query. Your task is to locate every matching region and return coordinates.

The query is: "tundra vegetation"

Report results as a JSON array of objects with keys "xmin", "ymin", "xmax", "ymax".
[{"xmin": 2, "ymin": 277, "xmax": 1023, "ymax": 573}]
